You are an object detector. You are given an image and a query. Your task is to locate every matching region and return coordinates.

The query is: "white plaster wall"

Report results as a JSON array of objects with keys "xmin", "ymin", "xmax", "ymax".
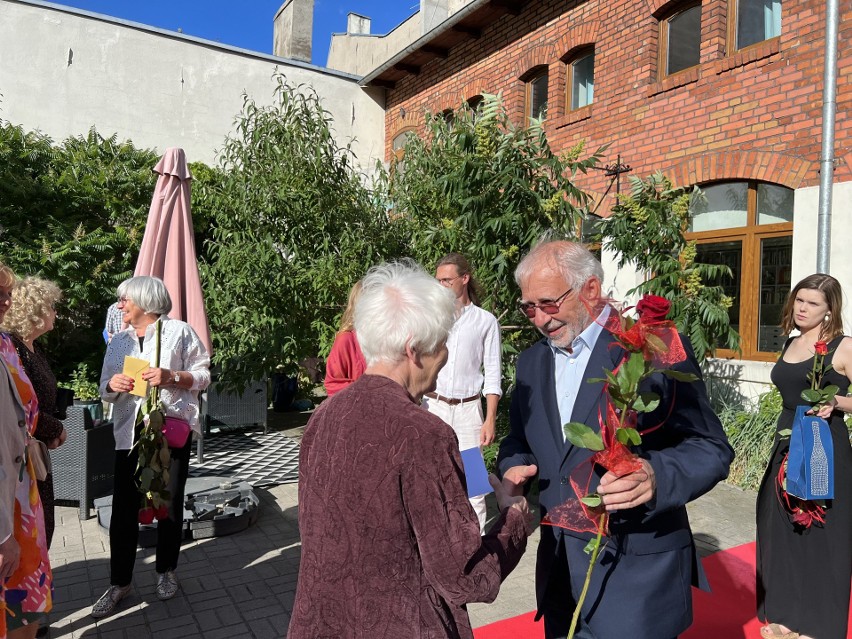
[
  {"xmin": 792, "ymin": 181, "xmax": 852, "ymax": 330},
  {"xmin": 326, "ymin": 13, "xmax": 420, "ymax": 77},
  {"xmin": 0, "ymin": 0, "xmax": 386, "ymax": 168}
]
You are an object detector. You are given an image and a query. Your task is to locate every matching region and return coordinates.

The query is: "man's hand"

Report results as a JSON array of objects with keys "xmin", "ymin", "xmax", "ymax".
[
  {"xmin": 597, "ymin": 458, "xmax": 656, "ymax": 511},
  {"xmin": 501, "ymin": 464, "xmax": 538, "ymax": 497},
  {"xmin": 489, "ymin": 474, "xmax": 533, "ymax": 532},
  {"xmin": 480, "ymin": 416, "xmax": 496, "ymax": 446},
  {"xmin": 0, "ymin": 535, "xmax": 20, "ymax": 580}
]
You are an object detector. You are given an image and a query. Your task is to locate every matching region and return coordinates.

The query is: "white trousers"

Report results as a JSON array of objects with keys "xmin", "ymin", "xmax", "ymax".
[{"xmin": 423, "ymin": 397, "xmax": 487, "ymax": 533}]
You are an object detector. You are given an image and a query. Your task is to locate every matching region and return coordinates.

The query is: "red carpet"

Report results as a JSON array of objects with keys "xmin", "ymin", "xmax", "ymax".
[{"xmin": 474, "ymin": 542, "xmax": 852, "ymax": 638}]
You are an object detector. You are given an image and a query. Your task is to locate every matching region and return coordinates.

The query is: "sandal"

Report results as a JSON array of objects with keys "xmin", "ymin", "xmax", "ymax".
[{"xmin": 760, "ymin": 623, "xmax": 799, "ymax": 639}]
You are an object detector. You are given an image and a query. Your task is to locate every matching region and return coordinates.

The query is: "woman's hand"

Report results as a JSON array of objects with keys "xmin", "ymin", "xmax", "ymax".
[
  {"xmin": 490, "ymin": 473, "xmax": 534, "ymax": 532},
  {"xmin": 108, "ymin": 373, "xmax": 135, "ymax": 394},
  {"xmin": 47, "ymin": 427, "xmax": 67, "ymax": 450},
  {"xmin": 814, "ymin": 399, "xmax": 838, "ymax": 419},
  {"xmin": 141, "ymin": 367, "xmax": 171, "ymax": 388}
]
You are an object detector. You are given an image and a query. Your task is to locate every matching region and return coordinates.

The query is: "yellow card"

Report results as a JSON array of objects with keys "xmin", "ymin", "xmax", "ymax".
[{"xmin": 123, "ymin": 356, "xmax": 150, "ymax": 397}]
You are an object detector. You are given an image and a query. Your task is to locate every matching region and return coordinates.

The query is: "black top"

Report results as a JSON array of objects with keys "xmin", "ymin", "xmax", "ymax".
[{"xmin": 11, "ymin": 334, "xmax": 65, "ymax": 443}]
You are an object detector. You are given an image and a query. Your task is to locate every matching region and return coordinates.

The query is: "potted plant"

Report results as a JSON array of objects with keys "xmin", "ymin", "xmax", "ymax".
[{"xmin": 67, "ymin": 363, "xmax": 103, "ymax": 424}]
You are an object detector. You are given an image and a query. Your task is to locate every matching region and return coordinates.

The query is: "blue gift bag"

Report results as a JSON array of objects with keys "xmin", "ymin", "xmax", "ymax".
[{"xmin": 786, "ymin": 405, "xmax": 834, "ymax": 500}]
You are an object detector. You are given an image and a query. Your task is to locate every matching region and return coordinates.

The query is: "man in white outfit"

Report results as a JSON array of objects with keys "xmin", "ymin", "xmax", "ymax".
[{"xmin": 423, "ymin": 253, "xmax": 502, "ymax": 532}]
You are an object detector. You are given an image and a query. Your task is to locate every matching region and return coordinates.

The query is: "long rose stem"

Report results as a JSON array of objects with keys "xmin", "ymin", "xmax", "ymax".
[{"xmin": 567, "ymin": 514, "xmax": 606, "ymax": 639}]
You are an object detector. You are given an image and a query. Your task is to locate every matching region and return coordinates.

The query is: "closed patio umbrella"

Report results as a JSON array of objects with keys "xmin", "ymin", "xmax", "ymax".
[{"xmin": 134, "ymin": 147, "xmax": 212, "ymax": 354}]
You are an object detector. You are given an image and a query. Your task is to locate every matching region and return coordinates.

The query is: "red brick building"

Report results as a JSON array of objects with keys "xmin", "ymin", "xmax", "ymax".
[{"xmin": 363, "ymin": 0, "xmax": 852, "ymax": 389}]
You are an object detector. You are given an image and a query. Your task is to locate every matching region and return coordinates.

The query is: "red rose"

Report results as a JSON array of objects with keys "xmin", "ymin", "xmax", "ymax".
[
  {"xmin": 155, "ymin": 505, "xmax": 170, "ymax": 521},
  {"xmin": 814, "ymin": 341, "xmax": 828, "ymax": 356},
  {"xmin": 138, "ymin": 507, "xmax": 155, "ymax": 525},
  {"xmin": 636, "ymin": 294, "xmax": 670, "ymax": 323}
]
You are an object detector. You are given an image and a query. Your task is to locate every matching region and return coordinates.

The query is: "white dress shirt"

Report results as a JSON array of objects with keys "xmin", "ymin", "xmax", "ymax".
[
  {"xmin": 433, "ymin": 303, "xmax": 502, "ymax": 399},
  {"xmin": 100, "ymin": 316, "xmax": 211, "ymax": 450},
  {"xmin": 549, "ymin": 306, "xmax": 610, "ymax": 438}
]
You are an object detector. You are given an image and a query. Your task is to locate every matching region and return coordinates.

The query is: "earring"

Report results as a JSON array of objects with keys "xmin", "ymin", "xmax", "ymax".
[{"xmin": 825, "ymin": 313, "xmax": 831, "ymax": 322}]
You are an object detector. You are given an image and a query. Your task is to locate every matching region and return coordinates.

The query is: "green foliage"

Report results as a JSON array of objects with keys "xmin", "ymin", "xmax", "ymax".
[
  {"xmin": 719, "ymin": 388, "xmax": 781, "ymax": 490},
  {"xmin": 198, "ymin": 74, "xmax": 406, "ymax": 388},
  {"xmin": 67, "ymin": 362, "xmax": 100, "ymax": 400},
  {"xmin": 596, "ymin": 172, "xmax": 740, "ymax": 360},
  {"xmin": 0, "ymin": 121, "xmax": 160, "ymax": 378},
  {"xmin": 385, "ymin": 94, "xmax": 604, "ymax": 373}
]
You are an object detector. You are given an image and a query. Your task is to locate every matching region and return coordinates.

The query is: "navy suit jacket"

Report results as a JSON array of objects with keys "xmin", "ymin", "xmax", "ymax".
[{"xmin": 498, "ymin": 328, "xmax": 733, "ymax": 639}]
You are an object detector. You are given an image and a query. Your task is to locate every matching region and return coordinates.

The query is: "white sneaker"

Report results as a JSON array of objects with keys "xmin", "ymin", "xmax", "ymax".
[
  {"xmin": 91, "ymin": 584, "xmax": 131, "ymax": 619},
  {"xmin": 155, "ymin": 570, "xmax": 179, "ymax": 600}
]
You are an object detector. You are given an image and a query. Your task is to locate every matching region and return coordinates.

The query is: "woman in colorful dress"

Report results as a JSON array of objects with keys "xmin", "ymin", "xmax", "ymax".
[
  {"xmin": 756, "ymin": 273, "xmax": 852, "ymax": 639},
  {"xmin": 1, "ymin": 277, "xmax": 67, "ymax": 548},
  {"xmin": 0, "ymin": 261, "xmax": 52, "ymax": 639}
]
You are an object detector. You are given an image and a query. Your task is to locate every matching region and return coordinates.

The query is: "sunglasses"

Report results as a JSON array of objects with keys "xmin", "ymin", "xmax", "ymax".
[{"xmin": 518, "ymin": 287, "xmax": 573, "ymax": 318}]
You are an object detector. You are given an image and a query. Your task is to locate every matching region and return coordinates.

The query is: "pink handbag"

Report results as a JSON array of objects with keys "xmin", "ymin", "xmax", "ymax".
[{"xmin": 162, "ymin": 416, "xmax": 191, "ymax": 448}]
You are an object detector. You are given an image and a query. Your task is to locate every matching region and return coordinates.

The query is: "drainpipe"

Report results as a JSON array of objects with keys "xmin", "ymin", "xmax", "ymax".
[{"xmin": 816, "ymin": 0, "xmax": 839, "ymax": 274}]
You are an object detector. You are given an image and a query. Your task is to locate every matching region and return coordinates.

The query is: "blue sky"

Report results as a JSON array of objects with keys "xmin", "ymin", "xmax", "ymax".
[{"xmin": 45, "ymin": 0, "xmax": 419, "ymax": 66}]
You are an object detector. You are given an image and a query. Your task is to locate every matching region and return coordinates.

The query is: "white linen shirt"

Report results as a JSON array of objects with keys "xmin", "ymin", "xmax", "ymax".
[
  {"xmin": 100, "ymin": 316, "xmax": 211, "ymax": 451},
  {"xmin": 433, "ymin": 303, "xmax": 502, "ymax": 399}
]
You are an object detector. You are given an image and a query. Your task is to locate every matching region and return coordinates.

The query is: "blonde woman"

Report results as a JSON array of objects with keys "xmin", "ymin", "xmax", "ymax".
[
  {"xmin": 1, "ymin": 277, "xmax": 67, "ymax": 549},
  {"xmin": 323, "ymin": 280, "xmax": 366, "ymax": 396},
  {"xmin": 0, "ymin": 262, "xmax": 52, "ymax": 639}
]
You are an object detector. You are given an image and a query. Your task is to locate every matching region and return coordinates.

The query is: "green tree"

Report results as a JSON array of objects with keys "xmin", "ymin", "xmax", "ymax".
[
  {"xmin": 596, "ymin": 172, "xmax": 740, "ymax": 359},
  {"xmin": 199, "ymin": 74, "xmax": 406, "ymax": 388},
  {"xmin": 0, "ymin": 121, "xmax": 160, "ymax": 379},
  {"xmin": 385, "ymin": 94, "xmax": 603, "ymax": 374}
]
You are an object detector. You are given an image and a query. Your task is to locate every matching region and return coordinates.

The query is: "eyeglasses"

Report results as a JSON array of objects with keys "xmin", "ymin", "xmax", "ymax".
[
  {"xmin": 437, "ymin": 276, "xmax": 461, "ymax": 286},
  {"xmin": 117, "ymin": 296, "xmax": 129, "ymax": 304},
  {"xmin": 518, "ymin": 288, "xmax": 573, "ymax": 318}
]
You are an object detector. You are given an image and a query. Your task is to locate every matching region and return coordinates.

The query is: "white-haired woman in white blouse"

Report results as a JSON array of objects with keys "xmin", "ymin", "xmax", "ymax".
[{"xmin": 91, "ymin": 276, "xmax": 210, "ymax": 619}]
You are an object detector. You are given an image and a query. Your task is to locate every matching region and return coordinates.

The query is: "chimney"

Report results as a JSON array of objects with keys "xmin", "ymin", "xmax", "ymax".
[
  {"xmin": 421, "ymin": 0, "xmax": 449, "ymax": 35},
  {"xmin": 273, "ymin": 0, "xmax": 314, "ymax": 63},
  {"xmin": 347, "ymin": 13, "xmax": 371, "ymax": 35}
]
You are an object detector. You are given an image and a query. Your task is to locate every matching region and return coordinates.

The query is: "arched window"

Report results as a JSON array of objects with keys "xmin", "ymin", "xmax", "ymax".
[
  {"xmin": 566, "ymin": 49, "xmax": 595, "ymax": 110},
  {"xmin": 392, "ymin": 128, "xmax": 416, "ymax": 172},
  {"xmin": 687, "ymin": 180, "xmax": 794, "ymax": 360},
  {"xmin": 524, "ymin": 68, "xmax": 548, "ymax": 122},
  {"xmin": 660, "ymin": 3, "xmax": 702, "ymax": 77}
]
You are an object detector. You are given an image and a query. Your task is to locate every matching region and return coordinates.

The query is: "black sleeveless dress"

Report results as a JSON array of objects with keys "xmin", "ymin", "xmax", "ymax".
[{"xmin": 756, "ymin": 336, "xmax": 852, "ymax": 639}]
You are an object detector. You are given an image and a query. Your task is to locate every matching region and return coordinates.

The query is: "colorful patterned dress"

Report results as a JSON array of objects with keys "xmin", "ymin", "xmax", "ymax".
[{"xmin": 0, "ymin": 334, "xmax": 52, "ymax": 637}]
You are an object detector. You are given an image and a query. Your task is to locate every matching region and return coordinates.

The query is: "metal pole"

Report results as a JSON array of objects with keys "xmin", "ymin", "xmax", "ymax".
[{"xmin": 816, "ymin": 0, "xmax": 839, "ymax": 274}]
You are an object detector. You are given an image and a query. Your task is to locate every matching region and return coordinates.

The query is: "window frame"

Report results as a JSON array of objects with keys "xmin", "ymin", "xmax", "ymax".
[
  {"xmin": 727, "ymin": 0, "xmax": 782, "ymax": 53},
  {"xmin": 524, "ymin": 67, "xmax": 549, "ymax": 122},
  {"xmin": 658, "ymin": 2, "xmax": 703, "ymax": 79},
  {"xmin": 686, "ymin": 180, "xmax": 793, "ymax": 361},
  {"xmin": 565, "ymin": 48, "xmax": 595, "ymax": 111}
]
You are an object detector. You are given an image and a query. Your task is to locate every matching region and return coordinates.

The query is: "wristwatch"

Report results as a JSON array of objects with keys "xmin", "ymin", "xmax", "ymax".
[{"xmin": 172, "ymin": 371, "xmax": 181, "ymax": 386}]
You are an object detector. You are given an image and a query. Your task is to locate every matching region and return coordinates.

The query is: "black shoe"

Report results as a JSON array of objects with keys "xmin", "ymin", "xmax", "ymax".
[{"xmin": 36, "ymin": 625, "xmax": 50, "ymax": 638}]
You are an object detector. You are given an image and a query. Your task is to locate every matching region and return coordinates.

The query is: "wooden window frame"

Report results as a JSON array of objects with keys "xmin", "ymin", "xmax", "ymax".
[
  {"xmin": 658, "ymin": 2, "xmax": 702, "ymax": 80},
  {"xmin": 727, "ymin": 0, "xmax": 781, "ymax": 54},
  {"xmin": 686, "ymin": 180, "xmax": 793, "ymax": 361},
  {"xmin": 565, "ymin": 48, "xmax": 595, "ymax": 111},
  {"xmin": 524, "ymin": 68, "xmax": 549, "ymax": 122}
]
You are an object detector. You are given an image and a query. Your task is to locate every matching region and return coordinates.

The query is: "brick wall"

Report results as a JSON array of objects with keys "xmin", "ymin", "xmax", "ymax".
[{"xmin": 382, "ymin": 0, "xmax": 852, "ymax": 203}]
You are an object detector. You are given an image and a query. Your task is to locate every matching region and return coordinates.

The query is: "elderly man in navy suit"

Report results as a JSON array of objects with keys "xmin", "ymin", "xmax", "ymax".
[{"xmin": 498, "ymin": 239, "xmax": 733, "ymax": 639}]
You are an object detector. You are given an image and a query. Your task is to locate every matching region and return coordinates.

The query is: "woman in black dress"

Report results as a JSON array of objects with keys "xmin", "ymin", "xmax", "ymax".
[
  {"xmin": 0, "ymin": 276, "xmax": 67, "ymax": 548},
  {"xmin": 756, "ymin": 273, "xmax": 852, "ymax": 639}
]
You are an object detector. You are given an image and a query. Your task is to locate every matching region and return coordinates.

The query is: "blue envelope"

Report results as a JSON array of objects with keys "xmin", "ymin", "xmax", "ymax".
[{"xmin": 460, "ymin": 447, "xmax": 492, "ymax": 498}]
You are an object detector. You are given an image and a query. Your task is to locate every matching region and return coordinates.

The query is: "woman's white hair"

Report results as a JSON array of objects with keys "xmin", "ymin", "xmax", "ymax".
[
  {"xmin": 117, "ymin": 276, "xmax": 172, "ymax": 316},
  {"xmin": 355, "ymin": 259, "xmax": 456, "ymax": 366},
  {"xmin": 515, "ymin": 238, "xmax": 604, "ymax": 289}
]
